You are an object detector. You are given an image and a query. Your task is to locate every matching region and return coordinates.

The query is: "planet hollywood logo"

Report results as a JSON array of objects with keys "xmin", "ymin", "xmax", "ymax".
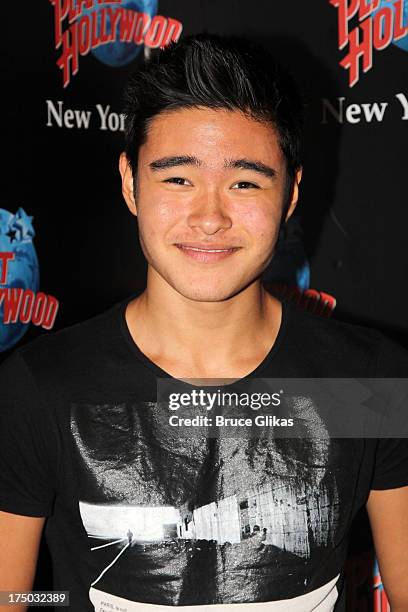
[
  {"xmin": 49, "ymin": 0, "xmax": 183, "ymax": 88},
  {"xmin": 0, "ymin": 208, "xmax": 59, "ymax": 352},
  {"xmin": 330, "ymin": 0, "xmax": 408, "ymax": 87}
]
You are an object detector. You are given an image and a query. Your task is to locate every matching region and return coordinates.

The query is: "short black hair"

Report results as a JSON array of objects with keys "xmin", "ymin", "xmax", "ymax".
[{"xmin": 123, "ymin": 33, "xmax": 304, "ymax": 185}]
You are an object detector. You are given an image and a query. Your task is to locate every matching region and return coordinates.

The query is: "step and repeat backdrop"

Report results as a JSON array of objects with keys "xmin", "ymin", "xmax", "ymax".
[{"xmin": 1, "ymin": 1, "xmax": 408, "ymax": 610}]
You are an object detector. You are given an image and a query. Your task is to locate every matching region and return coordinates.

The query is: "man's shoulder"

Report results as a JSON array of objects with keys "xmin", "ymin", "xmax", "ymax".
[
  {"xmin": 287, "ymin": 300, "xmax": 381, "ymax": 344},
  {"xmin": 15, "ymin": 299, "xmax": 125, "ymax": 376},
  {"xmin": 285, "ymin": 300, "xmax": 408, "ymax": 376}
]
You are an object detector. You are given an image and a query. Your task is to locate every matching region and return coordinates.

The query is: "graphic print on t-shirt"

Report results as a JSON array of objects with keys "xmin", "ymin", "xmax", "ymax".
[{"xmin": 69, "ymin": 399, "xmax": 361, "ymax": 607}]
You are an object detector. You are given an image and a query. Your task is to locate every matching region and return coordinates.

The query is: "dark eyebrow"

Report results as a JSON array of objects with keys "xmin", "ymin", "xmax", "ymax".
[
  {"xmin": 149, "ymin": 155, "xmax": 277, "ymax": 179},
  {"xmin": 225, "ymin": 158, "xmax": 277, "ymax": 179},
  {"xmin": 149, "ymin": 155, "xmax": 202, "ymax": 171}
]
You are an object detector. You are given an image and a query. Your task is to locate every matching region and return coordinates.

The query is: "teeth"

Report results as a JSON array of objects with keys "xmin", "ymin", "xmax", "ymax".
[{"xmin": 182, "ymin": 246, "xmax": 232, "ymax": 252}]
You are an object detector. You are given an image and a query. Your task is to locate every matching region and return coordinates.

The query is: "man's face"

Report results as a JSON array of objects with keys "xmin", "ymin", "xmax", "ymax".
[{"xmin": 120, "ymin": 107, "xmax": 301, "ymax": 302}]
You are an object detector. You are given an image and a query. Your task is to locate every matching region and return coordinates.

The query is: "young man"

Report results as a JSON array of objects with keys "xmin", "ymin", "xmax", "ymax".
[{"xmin": 0, "ymin": 34, "xmax": 407, "ymax": 612}]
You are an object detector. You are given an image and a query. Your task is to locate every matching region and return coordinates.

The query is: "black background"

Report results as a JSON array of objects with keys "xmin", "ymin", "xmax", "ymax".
[{"xmin": 2, "ymin": 1, "xmax": 407, "ymax": 609}]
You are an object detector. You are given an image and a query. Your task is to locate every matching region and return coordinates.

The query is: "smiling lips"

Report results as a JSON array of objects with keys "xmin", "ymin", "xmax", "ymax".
[{"xmin": 175, "ymin": 243, "xmax": 241, "ymax": 262}]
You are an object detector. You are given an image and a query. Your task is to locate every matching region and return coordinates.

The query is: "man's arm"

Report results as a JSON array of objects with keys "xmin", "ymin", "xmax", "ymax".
[
  {"xmin": 0, "ymin": 511, "xmax": 46, "ymax": 612},
  {"xmin": 366, "ymin": 486, "xmax": 408, "ymax": 612}
]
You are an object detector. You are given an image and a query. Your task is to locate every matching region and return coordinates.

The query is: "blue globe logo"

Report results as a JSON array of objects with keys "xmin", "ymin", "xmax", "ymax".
[
  {"xmin": 84, "ymin": 0, "xmax": 158, "ymax": 67},
  {"xmin": 0, "ymin": 208, "xmax": 40, "ymax": 352},
  {"xmin": 373, "ymin": 0, "xmax": 408, "ymax": 51}
]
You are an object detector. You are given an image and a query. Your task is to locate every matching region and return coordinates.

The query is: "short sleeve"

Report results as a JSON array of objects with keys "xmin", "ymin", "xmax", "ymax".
[
  {"xmin": 0, "ymin": 350, "xmax": 56, "ymax": 517},
  {"xmin": 371, "ymin": 439, "xmax": 408, "ymax": 490},
  {"xmin": 370, "ymin": 334, "xmax": 408, "ymax": 490}
]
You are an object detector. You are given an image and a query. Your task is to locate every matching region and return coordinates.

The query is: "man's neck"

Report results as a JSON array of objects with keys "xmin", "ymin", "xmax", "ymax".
[{"xmin": 125, "ymin": 278, "xmax": 282, "ymax": 379}]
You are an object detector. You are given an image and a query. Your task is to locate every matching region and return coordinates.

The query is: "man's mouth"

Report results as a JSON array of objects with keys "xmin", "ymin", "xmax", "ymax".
[
  {"xmin": 175, "ymin": 243, "xmax": 241, "ymax": 262},
  {"xmin": 180, "ymin": 246, "xmax": 233, "ymax": 252}
]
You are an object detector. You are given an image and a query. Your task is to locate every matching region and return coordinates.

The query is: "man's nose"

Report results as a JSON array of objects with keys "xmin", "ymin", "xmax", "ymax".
[{"xmin": 186, "ymin": 189, "xmax": 232, "ymax": 234}]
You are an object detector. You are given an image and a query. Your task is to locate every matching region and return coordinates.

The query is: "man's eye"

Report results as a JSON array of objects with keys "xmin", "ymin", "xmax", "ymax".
[
  {"xmin": 163, "ymin": 177, "xmax": 191, "ymax": 186},
  {"xmin": 231, "ymin": 181, "xmax": 259, "ymax": 189}
]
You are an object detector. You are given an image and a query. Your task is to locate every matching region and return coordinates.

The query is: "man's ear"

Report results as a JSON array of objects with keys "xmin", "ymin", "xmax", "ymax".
[
  {"xmin": 284, "ymin": 167, "xmax": 303, "ymax": 222},
  {"xmin": 119, "ymin": 152, "xmax": 137, "ymax": 217}
]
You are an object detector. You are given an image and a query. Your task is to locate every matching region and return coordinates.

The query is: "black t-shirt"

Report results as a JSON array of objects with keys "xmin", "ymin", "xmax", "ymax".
[{"xmin": 0, "ymin": 295, "xmax": 408, "ymax": 612}]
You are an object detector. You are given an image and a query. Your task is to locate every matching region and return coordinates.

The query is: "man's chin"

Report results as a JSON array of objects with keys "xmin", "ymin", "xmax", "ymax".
[
  {"xmin": 172, "ymin": 283, "xmax": 250, "ymax": 303},
  {"xmin": 148, "ymin": 264, "xmax": 258, "ymax": 301}
]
